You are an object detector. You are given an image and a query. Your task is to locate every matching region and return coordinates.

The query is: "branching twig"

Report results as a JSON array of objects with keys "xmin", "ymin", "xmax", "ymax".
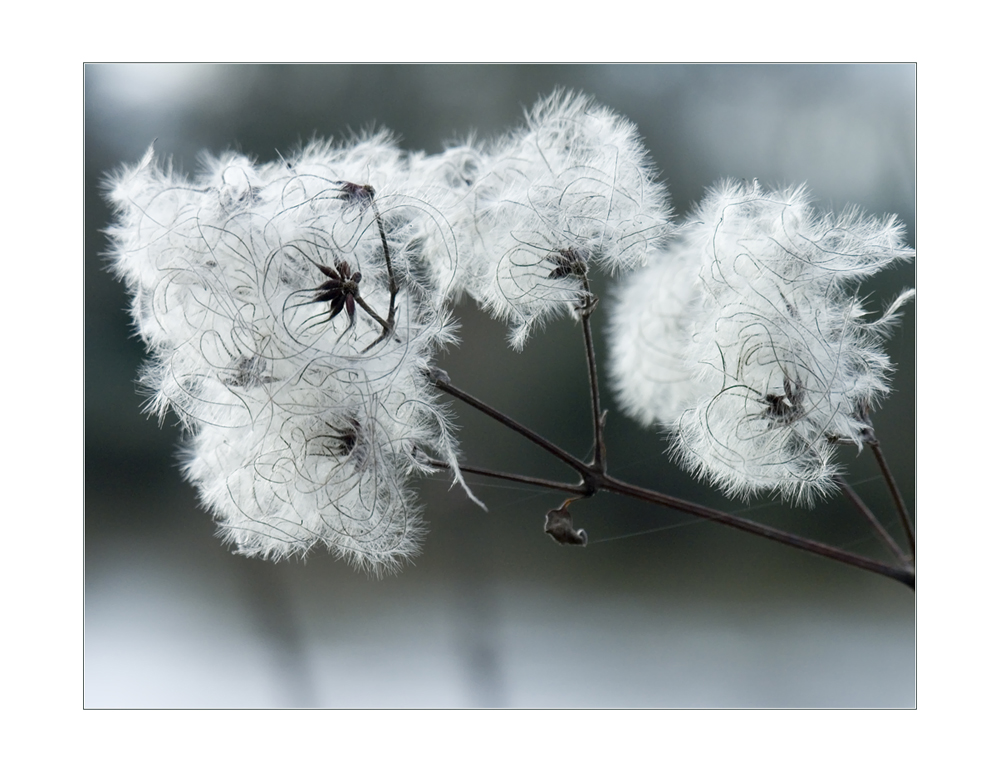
[
  {"xmin": 869, "ymin": 440, "xmax": 916, "ymax": 557},
  {"xmin": 371, "ymin": 197, "xmax": 397, "ymax": 341},
  {"xmin": 429, "ymin": 371, "xmax": 916, "ymax": 590},
  {"xmin": 835, "ymin": 475, "xmax": 911, "ymax": 565},
  {"xmin": 429, "ymin": 368, "xmax": 591, "ymax": 479},
  {"xmin": 598, "ymin": 475, "xmax": 915, "ymax": 589},
  {"xmin": 353, "ymin": 295, "xmax": 392, "ymax": 335}
]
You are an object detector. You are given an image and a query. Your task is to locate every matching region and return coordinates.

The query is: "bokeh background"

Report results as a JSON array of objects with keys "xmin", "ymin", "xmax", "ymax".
[{"xmin": 85, "ymin": 64, "xmax": 915, "ymax": 708}]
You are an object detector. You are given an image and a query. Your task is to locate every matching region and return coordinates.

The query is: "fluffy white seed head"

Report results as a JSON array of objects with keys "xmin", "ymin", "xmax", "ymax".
[
  {"xmin": 608, "ymin": 179, "xmax": 914, "ymax": 504},
  {"xmin": 460, "ymin": 92, "xmax": 674, "ymax": 348},
  {"xmin": 106, "ymin": 139, "xmax": 466, "ymax": 571}
]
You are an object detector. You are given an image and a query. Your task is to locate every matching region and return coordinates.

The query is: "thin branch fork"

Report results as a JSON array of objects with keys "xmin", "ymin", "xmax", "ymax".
[
  {"xmin": 598, "ymin": 474, "xmax": 915, "ymax": 589},
  {"xmin": 427, "ymin": 258, "xmax": 914, "ymax": 590},
  {"xmin": 869, "ymin": 440, "xmax": 916, "ymax": 556},
  {"xmin": 429, "ymin": 368, "xmax": 916, "ymax": 591},
  {"xmin": 429, "ymin": 369, "xmax": 593, "ymax": 480},
  {"xmin": 835, "ymin": 475, "xmax": 911, "ymax": 565},
  {"xmin": 370, "ymin": 197, "xmax": 398, "ymax": 337},
  {"xmin": 353, "ymin": 295, "xmax": 393, "ymax": 335}
]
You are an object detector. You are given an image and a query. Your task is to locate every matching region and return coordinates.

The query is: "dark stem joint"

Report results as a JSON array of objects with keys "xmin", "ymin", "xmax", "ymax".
[
  {"xmin": 425, "ymin": 366, "xmax": 451, "ymax": 387},
  {"xmin": 580, "ymin": 468, "xmax": 602, "ymax": 498}
]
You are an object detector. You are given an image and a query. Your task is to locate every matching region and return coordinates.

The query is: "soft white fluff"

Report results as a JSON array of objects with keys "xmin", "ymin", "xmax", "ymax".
[
  {"xmin": 608, "ymin": 180, "xmax": 914, "ymax": 504},
  {"xmin": 106, "ymin": 139, "xmax": 464, "ymax": 571},
  {"xmin": 455, "ymin": 92, "xmax": 674, "ymax": 348}
]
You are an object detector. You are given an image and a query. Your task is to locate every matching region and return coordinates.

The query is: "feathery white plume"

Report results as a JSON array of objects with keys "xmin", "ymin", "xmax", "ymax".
[
  {"xmin": 608, "ymin": 179, "xmax": 914, "ymax": 504},
  {"xmin": 106, "ymin": 139, "xmax": 466, "ymax": 571},
  {"xmin": 458, "ymin": 92, "xmax": 674, "ymax": 348}
]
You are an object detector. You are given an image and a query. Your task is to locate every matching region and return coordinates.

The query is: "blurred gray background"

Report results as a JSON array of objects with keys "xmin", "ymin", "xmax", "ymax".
[{"xmin": 85, "ymin": 64, "xmax": 915, "ymax": 708}]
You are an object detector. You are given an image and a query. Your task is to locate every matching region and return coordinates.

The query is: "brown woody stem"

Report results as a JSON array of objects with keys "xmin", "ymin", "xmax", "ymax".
[
  {"xmin": 869, "ymin": 440, "xmax": 916, "ymax": 556},
  {"xmin": 836, "ymin": 475, "xmax": 910, "ymax": 565},
  {"xmin": 578, "ymin": 278, "xmax": 606, "ymax": 474},
  {"xmin": 430, "ymin": 371, "xmax": 915, "ymax": 590}
]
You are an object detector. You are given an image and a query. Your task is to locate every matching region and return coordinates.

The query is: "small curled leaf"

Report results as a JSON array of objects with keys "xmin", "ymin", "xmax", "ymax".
[{"xmin": 544, "ymin": 500, "xmax": 587, "ymax": 546}]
